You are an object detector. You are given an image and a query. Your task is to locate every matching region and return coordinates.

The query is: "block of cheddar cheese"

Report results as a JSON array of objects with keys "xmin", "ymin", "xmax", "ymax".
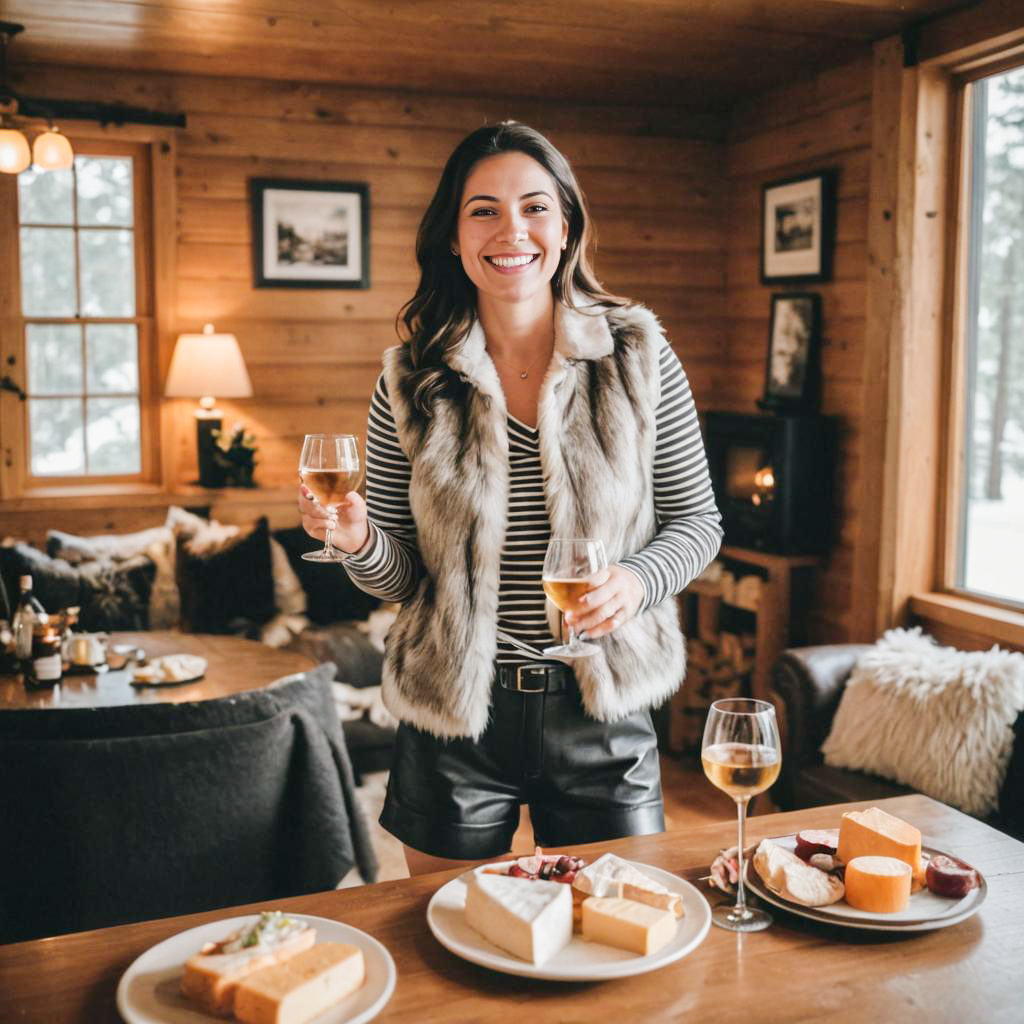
[
  {"xmin": 180, "ymin": 914, "xmax": 316, "ymax": 1018},
  {"xmin": 844, "ymin": 856, "xmax": 913, "ymax": 913},
  {"xmin": 581, "ymin": 896, "xmax": 677, "ymax": 956},
  {"xmin": 233, "ymin": 942, "xmax": 366, "ymax": 1024},
  {"xmin": 837, "ymin": 806, "xmax": 922, "ymax": 883}
]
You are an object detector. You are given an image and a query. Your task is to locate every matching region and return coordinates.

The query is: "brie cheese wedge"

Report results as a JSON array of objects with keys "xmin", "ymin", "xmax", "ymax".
[
  {"xmin": 572, "ymin": 853, "xmax": 683, "ymax": 917},
  {"xmin": 464, "ymin": 871, "xmax": 573, "ymax": 965},
  {"xmin": 753, "ymin": 839, "xmax": 845, "ymax": 907}
]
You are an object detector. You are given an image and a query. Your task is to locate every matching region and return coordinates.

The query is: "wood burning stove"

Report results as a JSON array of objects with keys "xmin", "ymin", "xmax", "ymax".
[{"xmin": 703, "ymin": 411, "xmax": 836, "ymax": 554}]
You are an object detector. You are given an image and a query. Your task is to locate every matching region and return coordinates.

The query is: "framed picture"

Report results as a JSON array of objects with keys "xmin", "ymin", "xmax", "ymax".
[
  {"xmin": 760, "ymin": 169, "xmax": 836, "ymax": 284},
  {"xmin": 251, "ymin": 178, "xmax": 370, "ymax": 289},
  {"xmin": 761, "ymin": 292, "xmax": 821, "ymax": 410}
]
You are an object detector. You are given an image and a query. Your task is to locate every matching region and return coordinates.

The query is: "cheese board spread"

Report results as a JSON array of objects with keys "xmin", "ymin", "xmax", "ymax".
[{"xmin": 427, "ymin": 854, "xmax": 711, "ymax": 980}]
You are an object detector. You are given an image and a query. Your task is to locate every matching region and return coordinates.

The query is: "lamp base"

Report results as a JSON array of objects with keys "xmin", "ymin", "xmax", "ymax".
[{"xmin": 196, "ymin": 415, "xmax": 226, "ymax": 488}]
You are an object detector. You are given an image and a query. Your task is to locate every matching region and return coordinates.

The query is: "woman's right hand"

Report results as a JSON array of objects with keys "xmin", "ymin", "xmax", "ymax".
[{"xmin": 298, "ymin": 484, "xmax": 370, "ymax": 556}]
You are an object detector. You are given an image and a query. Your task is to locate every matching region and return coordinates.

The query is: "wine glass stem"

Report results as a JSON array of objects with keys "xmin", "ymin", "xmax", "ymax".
[
  {"xmin": 734, "ymin": 796, "xmax": 750, "ymax": 917},
  {"xmin": 566, "ymin": 620, "xmax": 579, "ymax": 651},
  {"xmin": 324, "ymin": 506, "xmax": 336, "ymax": 557}
]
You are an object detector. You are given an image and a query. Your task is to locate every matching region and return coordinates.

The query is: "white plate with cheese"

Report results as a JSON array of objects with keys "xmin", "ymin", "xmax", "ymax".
[
  {"xmin": 116, "ymin": 913, "xmax": 396, "ymax": 1024},
  {"xmin": 426, "ymin": 859, "xmax": 711, "ymax": 981},
  {"xmin": 745, "ymin": 834, "xmax": 987, "ymax": 933},
  {"xmin": 130, "ymin": 654, "xmax": 208, "ymax": 687}
]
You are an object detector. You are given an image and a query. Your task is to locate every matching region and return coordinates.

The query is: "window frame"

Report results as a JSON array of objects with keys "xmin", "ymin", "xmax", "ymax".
[
  {"xmin": 0, "ymin": 123, "xmax": 175, "ymax": 502},
  {"xmin": 940, "ymin": 57, "xmax": 1024, "ymax": 617}
]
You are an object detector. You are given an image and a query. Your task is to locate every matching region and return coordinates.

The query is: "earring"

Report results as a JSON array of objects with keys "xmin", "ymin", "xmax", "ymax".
[
  {"xmin": 561, "ymin": 242, "xmax": 567, "ymax": 251},
  {"xmin": 451, "ymin": 247, "xmax": 460, "ymax": 256}
]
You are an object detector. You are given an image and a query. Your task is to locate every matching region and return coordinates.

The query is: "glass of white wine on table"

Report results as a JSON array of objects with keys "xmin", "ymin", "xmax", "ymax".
[
  {"xmin": 701, "ymin": 698, "xmax": 782, "ymax": 932},
  {"xmin": 541, "ymin": 537, "xmax": 608, "ymax": 658},
  {"xmin": 298, "ymin": 433, "xmax": 362, "ymax": 563}
]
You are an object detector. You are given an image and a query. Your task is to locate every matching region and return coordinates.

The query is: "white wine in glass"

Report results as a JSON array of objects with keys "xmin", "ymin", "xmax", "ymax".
[
  {"xmin": 541, "ymin": 537, "xmax": 607, "ymax": 658},
  {"xmin": 299, "ymin": 433, "xmax": 362, "ymax": 563},
  {"xmin": 701, "ymin": 698, "xmax": 782, "ymax": 932}
]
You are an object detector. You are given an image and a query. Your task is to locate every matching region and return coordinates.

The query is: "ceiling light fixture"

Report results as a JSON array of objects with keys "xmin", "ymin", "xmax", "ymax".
[{"xmin": 0, "ymin": 20, "xmax": 186, "ymax": 176}]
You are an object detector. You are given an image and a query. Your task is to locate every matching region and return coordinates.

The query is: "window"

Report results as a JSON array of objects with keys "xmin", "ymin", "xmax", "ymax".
[
  {"xmin": 3, "ymin": 137, "xmax": 157, "ymax": 487},
  {"xmin": 954, "ymin": 64, "xmax": 1024, "ymax": 610}
]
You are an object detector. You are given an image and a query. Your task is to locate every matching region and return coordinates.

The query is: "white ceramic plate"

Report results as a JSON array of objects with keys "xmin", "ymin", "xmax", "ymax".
[
  {"xmin": 426, "ymin": 859, "xmax": 711, "ymax": 981},
  {"xmin": 130, "ymin": 655, "xmax": 208, "ymax": 687},
  {"xmin": 116, "ymin": 913, "xmax": 396, "ymax": 1024},
  {"xmin": 745, "ymin": 834, "xmax": 987, "ymax": 933}
]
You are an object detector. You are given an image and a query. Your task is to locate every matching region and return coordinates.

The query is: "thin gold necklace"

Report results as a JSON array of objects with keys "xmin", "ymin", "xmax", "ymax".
[{"xmin": 489, "ymin": 344, "xmax": 552, "ymax": 380}]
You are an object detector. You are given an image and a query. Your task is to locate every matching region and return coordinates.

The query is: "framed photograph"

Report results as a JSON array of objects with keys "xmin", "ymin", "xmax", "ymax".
[
  {"xmin": 251, "ymin": 178, "xmax": 370, "ymax": 289},
  {"xmin": 761, "ymin": 292, "xmax": 821, "ymax": 410},
  {"xmin": 760, "ymin": 169, "xmax": 836, "ymax": 284}
]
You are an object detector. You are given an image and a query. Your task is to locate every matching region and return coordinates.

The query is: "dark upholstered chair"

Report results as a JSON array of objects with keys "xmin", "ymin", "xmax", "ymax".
[
  {"xmin": 0, "ymin": 663, "xmax": 377, "ymax": 944},
  {"xmin": 772, "ymin": 644, "xmax": 1024, "ymax": 839}
]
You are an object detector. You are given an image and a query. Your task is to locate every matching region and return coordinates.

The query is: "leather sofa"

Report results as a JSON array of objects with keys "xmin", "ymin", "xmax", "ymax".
[{"xmin": 771, "ymin": 644, "xmax": 1024, "ymax": 839}]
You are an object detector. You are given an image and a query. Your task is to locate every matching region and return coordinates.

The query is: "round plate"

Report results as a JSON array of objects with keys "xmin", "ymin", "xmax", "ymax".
[
  {"xmin": 116, "ymin": 913, "xmax": 396, "ymax": 1024},
  {"xmin": 130, "ymin": 655, "xmax": 208, "ymax": 687},
  {"xmin": 745, "ymin": 834, "xmax": 987, "ymax": 933},
  {"xmin": 426, "ymin": 859, "xmax": 711, "ymax": 981}
]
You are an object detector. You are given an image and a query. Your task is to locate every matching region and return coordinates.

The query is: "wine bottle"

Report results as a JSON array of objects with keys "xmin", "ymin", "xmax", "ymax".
[{"xmin": 12, "ymin": 576, "xmax": 46, "ymax": 662}]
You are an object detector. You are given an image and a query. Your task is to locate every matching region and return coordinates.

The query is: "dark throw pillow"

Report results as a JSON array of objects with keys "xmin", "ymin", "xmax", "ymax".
[
  {"xmin": 272, "ymin": 526, "xmax": 381, "ymax": 626},
  {"xmin": 0, "ymin": 542, "xmax": 156, "ymax": 630},
  {"xmin": 176, "ymin": 517, "xmax": 276, "ymax": 635}
]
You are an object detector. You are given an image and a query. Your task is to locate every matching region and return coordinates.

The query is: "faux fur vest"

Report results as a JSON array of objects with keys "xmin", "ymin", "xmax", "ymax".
[{"xmin": 380, "ymin": 301, "xmax": 686, "ymax": 740}]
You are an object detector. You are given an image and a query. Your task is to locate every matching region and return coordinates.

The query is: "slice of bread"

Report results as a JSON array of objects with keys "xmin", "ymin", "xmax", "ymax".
[{"xmin": 233, "ymin": 942, "xmax": 366, "ymax": 1024}]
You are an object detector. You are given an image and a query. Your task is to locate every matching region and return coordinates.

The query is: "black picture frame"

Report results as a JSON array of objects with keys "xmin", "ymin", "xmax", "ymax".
[
  {"xmin": 760, "ymin": 292, "xmax": 822, "ymax": 411},
  {"xmin": 251, "ymin": 178, "xmax": 370, "ymax": 289},
  {"xmin": 760, "ymin": 169, "xmax": 836, "ymax": 285}
]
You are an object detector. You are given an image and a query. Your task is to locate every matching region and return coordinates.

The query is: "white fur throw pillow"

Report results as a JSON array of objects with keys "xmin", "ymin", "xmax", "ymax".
[{"xmin": 820, "ymin": 628, "xmax": 1024, "ymax": 816}]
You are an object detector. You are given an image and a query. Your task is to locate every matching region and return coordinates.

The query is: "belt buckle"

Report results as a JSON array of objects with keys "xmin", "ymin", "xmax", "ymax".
[{"xmin": 514, "ymin": 665, "xmax": 548, "ymax": 693}]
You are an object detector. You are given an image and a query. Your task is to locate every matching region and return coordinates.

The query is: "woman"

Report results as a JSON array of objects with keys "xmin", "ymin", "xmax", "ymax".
[{"xmin": 300, "ymin": 122, "xmax": 722, "ymax": 876}]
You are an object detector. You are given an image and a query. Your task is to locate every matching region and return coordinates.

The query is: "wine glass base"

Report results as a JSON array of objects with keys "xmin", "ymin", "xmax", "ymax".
[
  {"xmin": 542, "ymin": 642, "xmax": 599, "ymax": 658},
  {"xmin": 711, "ymin": 903, "xmax": 773, "ymax": 932},
  {"xmin": 300, "ymin": 549, "xmax": 344, "ymax": 563}
]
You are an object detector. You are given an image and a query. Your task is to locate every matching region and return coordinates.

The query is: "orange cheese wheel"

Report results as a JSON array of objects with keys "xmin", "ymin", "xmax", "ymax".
[{"xmin": 844, "ymin": 856, "xmax": 912, "ymax": 913}]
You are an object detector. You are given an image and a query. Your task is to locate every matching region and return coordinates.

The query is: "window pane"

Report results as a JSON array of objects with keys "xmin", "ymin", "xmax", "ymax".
[
  {"xmin": 29, "ymin": 398, "xmax": 85, "ymax": 476},
  {"xmin": 76, "ymin": 156, "xmax": 133, "ymax": 227},
  {"xmin": 20, "ymin": 227, "xmax": 77, "ymax": 316},
  {"xmin": 86, "ymin": 324, "xmax": 139, "ymax": 393},
  {"xmin": 26, "ymin": 324, "xmax": 83, "ymax": 395},
  {"xmin": 960, "ymin": 68, "xmax": 1024, "ymax": 606},
  {"xmin": 79, "ymin": 229, "xmax": 134, "ymax": 316},
  {"xmin": 86, "ymin": 397, "xmax": 140, "ymax": 474},
  {"xmin": 18, "ymin": 166, "xmax": 73, "ymax": 224}
]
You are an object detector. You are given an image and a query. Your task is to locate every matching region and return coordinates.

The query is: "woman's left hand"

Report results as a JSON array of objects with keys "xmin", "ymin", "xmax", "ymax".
[{"xmin": 564, "ymin": 564, "xmax": 644, "ymax": 640}]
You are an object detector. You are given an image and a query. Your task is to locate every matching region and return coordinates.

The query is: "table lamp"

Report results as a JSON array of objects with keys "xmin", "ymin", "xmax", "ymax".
[{"xmin": 165, "ymin": 323, "xmax": 252, "ymax": 487}]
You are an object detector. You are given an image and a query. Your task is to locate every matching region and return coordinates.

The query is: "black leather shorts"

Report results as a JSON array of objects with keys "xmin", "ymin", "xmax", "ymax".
[{"xmin": 379, "ymin": 673, "xmax": 664, "ymax": 860}]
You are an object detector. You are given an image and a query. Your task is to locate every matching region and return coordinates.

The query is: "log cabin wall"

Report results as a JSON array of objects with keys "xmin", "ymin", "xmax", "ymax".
[
  {"xmin": 720, "ymin": 55, "xmax": 874, "ymax": 645},
  {"xmin": 2, "ymin": 64, "xmax": 728, "ymax": 542}
]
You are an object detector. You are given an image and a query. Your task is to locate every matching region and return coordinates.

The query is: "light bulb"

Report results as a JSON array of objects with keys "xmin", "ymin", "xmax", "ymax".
[
  {"xmin": 32, "ymin": 130, "xmax": 74, "ymax": 171},
  {"xmin": 0, "ymin": 127, "xmax": 31, "ymax": 174}
]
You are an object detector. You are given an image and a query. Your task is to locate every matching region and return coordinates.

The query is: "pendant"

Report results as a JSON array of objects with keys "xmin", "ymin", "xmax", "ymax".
[{"xmin": 520, "ymin": 371, "xmax": 528, "ymax": 380}]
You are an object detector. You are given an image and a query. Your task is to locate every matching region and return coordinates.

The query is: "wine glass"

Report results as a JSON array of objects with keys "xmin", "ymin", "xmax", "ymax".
[
  {"xmin": 298, "ymin": 433, "xmax": 362, "ymax": 563},
  {"xmin": 541, "ymin": 537, "xmax": 607, "ymax": 658},
  {"xmin": 701, "ymin": 698, "xmax": 782, "ymax": 932}
]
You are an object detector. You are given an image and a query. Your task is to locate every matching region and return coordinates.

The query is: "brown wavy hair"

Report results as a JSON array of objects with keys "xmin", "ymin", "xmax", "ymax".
[{"xmin": 397, "ymin": 121, "xmax": 625, "ymax": 415}]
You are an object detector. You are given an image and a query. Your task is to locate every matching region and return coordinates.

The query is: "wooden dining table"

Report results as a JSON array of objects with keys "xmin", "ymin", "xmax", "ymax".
[
  {"xmin": 0, "ymin": 793, "xmax": 1020, "ymax": 1022},
  {"xmin": 0, "ymin": 630, "xmax": 315, "ymax": 709}
]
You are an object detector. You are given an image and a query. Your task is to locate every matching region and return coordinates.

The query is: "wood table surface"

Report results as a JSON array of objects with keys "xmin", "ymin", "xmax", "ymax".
[
  {"xmin": 0, "ymin": 794, "xmax": 1020, "ymax": 1023},
  {"xmin": 0, "ymin": 631, "xmax": 315, "ymax": 709}
]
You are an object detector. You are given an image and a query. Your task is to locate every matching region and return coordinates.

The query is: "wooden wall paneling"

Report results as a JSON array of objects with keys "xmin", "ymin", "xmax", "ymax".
[{"xmin": 853, "ymin": 39, "xmax": 952, "ymax": 641}]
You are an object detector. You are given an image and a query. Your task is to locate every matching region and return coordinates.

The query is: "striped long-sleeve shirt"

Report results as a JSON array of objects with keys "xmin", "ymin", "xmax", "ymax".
[{"xmin": 343, "ymin": 340, "xmax": 723, "ymax": 664}]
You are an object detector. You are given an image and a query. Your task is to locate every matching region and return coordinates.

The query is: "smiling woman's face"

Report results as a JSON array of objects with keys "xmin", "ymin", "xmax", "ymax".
[{"xmin": 455, "ymin": 151, "xmax": 568, "ymax": 314}]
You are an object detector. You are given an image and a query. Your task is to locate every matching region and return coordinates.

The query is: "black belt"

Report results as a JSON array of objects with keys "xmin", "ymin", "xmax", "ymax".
[{"xmin": 495, "ymin": 662, "xmax": 573, "ymax": 694}]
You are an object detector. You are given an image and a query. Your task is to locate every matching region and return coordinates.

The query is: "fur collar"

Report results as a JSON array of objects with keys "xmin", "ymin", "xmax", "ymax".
[{"xmin": 446, "ymin": 298, "xmax": 629, "ymax": 396}]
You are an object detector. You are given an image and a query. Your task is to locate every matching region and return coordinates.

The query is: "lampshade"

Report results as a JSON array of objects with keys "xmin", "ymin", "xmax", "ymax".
[
  {"xmin": 165, "ymin": 323, "xmax": 252, "ymax": 401},
  {"xmin": 0, "ymin": 126, "xmax": 30, "ymax": 174},
  {"xmin": 32, "ymin": 129, "xmax": 74, "ymax": 170}
]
